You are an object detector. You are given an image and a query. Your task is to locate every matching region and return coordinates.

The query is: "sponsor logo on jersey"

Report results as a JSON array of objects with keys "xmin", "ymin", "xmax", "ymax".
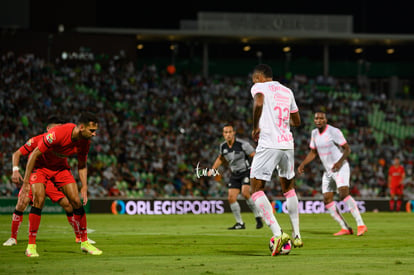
[
  {"xmin": 46, "ymin": 132, "xmax": 56, "ymax": 144},
  {"xmin": 26, "ymin": 138, "xmax": 34, "ymax": 146}
]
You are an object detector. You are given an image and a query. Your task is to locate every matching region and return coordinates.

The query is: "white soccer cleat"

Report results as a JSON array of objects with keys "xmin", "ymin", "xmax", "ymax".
[{"xmin": 3, "ymin": 238, "xmax": 17, "ymax": 246}]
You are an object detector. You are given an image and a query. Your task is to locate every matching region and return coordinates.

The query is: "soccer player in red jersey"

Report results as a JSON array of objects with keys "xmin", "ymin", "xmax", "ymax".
[
  {"xmin": 21, "ymin": 112, "xmax": 102, "ymax": 257},
  {"xmin": 388, "ymin": 157, "xmax": 405, "ymax": 211},
  {"xmin": 3, "ymin": 117, "xmax": 94, "ymax": 247}
]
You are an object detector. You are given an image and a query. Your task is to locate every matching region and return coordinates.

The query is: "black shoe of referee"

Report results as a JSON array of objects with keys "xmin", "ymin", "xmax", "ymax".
[{"xmin": 228, "ymin": 222, "xmax": 245, "ymax": 230}]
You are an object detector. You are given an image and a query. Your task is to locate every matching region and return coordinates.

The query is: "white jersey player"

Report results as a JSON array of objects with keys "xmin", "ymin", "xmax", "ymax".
[
  {"xmin": 249, "ymin": 64, "xmax": 302, "ymax": 256},
  {"xmin": 298, "ymin": 111, "xmax": 367, "ymax": 236}
]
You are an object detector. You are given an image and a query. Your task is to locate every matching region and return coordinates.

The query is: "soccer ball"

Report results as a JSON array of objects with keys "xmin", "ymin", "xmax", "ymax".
[{"xmin": 269, "ymin": 236, "xmax": 292, "ymax": 255}]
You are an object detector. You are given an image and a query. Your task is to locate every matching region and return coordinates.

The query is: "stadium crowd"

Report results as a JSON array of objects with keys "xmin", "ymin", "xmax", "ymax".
[{"xmin": 1, "ymin": 52, "xmax": 413, "ymax": 200}]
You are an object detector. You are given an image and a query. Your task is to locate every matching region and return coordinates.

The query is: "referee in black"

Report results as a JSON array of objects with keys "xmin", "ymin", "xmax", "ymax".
[{"xmin": 209, "ymin": 123, "xmax": 263, "ymax": 229}]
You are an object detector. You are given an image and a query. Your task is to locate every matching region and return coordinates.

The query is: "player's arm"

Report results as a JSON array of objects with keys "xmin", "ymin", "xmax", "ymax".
[
  {"xmin": 22, "ymin": 147, "xmax": 43, "ymax": 195},
  {"xmin": 290, "ymin": 111, "xmax": 301, "ymax": 127},
  {"xmin": 78, "ymin": 158, "xmax": 88, "ymax": 205},
  {"xmin": 388, "ymin": 168, "xmax": 392, "ymax": 188},
  {"xmin": 401, "ymin": 168, "xmax": 406, "ymax": 185},
  {"xmin": 252, "ymin": 93, "xmax": 264, "ymax": 142},
  {"xmin": 332, "ymin": 143, "xmax": 351, "ymax": 172},
  {"xmin": 297, "ymin": 148, "xmax": 318, "ymax": 175},
  {"xmin": 242, "ymin": 141, "xmax": 255, "ymax": 159},
  {"xmin": 208, "ymin": 155, "xmax": 223, "ymax": 176},
  {"xmin": 11, "ymin": 149, "xmax": 24, "ymax": 184}
]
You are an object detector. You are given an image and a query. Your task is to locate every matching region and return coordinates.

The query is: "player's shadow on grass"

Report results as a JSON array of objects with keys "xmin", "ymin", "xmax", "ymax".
[
  {"xmin": 302, "ymin": 229, "xmax": 333, "ymax": 235},
  {"xmin": 218, "ymin": 250, "xmax": 298, "ymax": 257}
]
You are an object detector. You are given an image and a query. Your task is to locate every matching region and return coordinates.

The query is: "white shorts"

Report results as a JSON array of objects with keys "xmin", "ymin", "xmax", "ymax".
[
  {"xmin": 322, "ymin": 162, "xmax": 350, "ymax": 193},
  {"xmin": 250, "ymin": 146, "xmax": 295, "ymax": 181}
]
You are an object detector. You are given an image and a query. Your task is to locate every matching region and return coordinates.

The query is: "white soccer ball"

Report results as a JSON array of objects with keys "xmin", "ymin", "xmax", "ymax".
[{"xmin": 269, "ymin": 236, "xmax": 292, "ymax": 255}]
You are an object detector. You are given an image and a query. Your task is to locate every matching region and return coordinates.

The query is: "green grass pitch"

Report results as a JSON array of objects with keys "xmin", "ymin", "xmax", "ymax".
[{"xmin": 1, "ymin": 212, "xmax": 414, "ymax": 274}]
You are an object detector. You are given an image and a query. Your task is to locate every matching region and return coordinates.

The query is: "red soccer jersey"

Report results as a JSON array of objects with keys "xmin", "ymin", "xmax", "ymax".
[
  {"xmin": 37, "ymin": 123, "xmax": 91, "ymax": 170},
  {"xmin": 388, "ymin": 165, "xmax": 405, "ymax": 186},
  {"xmin": 19, "ymin": 134, "xmax": 55, "ymax": 169}
]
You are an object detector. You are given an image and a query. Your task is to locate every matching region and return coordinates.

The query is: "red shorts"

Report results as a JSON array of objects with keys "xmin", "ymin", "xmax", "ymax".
[
  {"xmin": 19, "ymin": 180, "xmax": 66, "ymax": 203},
  {"xmin": 30, "ymin": 167, "xmax": 76, "ymax": 189},
  {"xmin": 390, "ymin": 184, "xmax": 404, "ymax": 196}
]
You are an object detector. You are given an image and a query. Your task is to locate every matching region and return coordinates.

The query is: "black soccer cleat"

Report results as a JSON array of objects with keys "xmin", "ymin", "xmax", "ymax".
[{"xmin": 228, "ymin": 222, "xmax": 245, "ymax": 230}]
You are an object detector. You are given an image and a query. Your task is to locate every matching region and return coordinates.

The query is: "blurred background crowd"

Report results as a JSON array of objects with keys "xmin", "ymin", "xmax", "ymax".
[{"xmin": 1, "ymin": 52, "xmax": 413, "ymax": 200}]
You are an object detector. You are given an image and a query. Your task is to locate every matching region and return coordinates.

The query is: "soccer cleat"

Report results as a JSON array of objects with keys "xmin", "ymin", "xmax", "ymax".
[
  {"xmin": 228, "ymin": 222, "xmax": 245, "ymax": 230},
  {"xmin": 333, "ymin": 228, "xmax": 353, "ymax": 236},
  {"xmin": 81, "ymin": 241, "xmax": 103, "ymax": 255},
  {"xmin": 25, "ymin": 244, "xmax": 39, "ymax": 257},
  {"xmin": 271, "ymin": 232, "xmax": 290, "ymax": 256},
  {"xmin": 3, "ymin": 238, "xmax": 17, "ymax": 246},
  {"xmin": 76, "ymin": 238, "xmax": 96, "ymax": 244},
  {"xmin": 255, "ymin": 217, "xmax": 263, "ymax": 229},
  {"xmin": 357, "ymin": 225, "xmax": 368, "ymax": 236},
  {"xmin": 293, "ymin": 236, "xmax": 303, "ymax": 248}
]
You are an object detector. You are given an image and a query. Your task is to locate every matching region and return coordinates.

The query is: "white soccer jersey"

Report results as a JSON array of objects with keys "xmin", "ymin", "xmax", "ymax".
[
  {"xmin": 309, "ymin": 124, "xmax": 348, "ymax": 174},
  {"xmin": 251, "ymin": 81, "xmax": 299, "ymax": 149}
]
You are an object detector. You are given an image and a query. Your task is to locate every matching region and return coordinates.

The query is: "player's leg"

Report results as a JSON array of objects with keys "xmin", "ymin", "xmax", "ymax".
[
  {"xmin": 57, "ymin": 170, "xmax": 101, "ymax": 255},
  {"xmin": 322, "ymin": 169, "xmax": 353, "ymax": 235},
  {"xmin": 61, "ymin": 182, "xmax": 101, "ymax": 254},
  {"xmin": 396, "ymin": 186, "xmax": 403, "ymax": 211},
  {"xmin": 227, "ymin": 184, "xmax": 244, "ymax": 229},
  {"xmin": 45, "ymin": 180, "xmax": 95, "ymax": 243},
  {"xmin": 47, "ymin": 180, "xmax": 81, "ymax": 242},
  {"xmin": 56, "ymin": 197, "xmax": 97, "ymax": 243},
  {"xmin": 280, "ymin": 178, "xmax": 302, "ymax": 246},
  {"xmin": 324, "ymin": 190, "xmax": 352, "ymax": 235},
  {"xmin": 336, "ymin": 165, "xmax": 367, "ymax": 236},
  {"xmin": 389, "ymin": 191, "xmax": 396, "ymax": 211},
  {"xmin": 278, "ymin": 150, "xmax": 302, "ymax": 247},
  {"xmin": 3, "ymin": 192, "xmax": 31, "ymax": 246},
  {"xmin": 26, "ymin": 181, "xmax": 46, "ymax": 257},
  {"xmin": 338, "ymin": 187, "xmax": 367, "ymax": 236},
  {"xmin": 250, "ymin": 147, "xmax": 289, "ymax": 256},
  {"xmin": 61, "ymin": 182, "xmax": 88, "ymax": 236},
  {"xmin": 241, "ymin": 183, "xmax": 263, "ymax": 229}
]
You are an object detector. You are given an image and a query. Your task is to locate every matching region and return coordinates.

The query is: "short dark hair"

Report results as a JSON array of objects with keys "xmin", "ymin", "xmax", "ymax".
[
  {"xmin": 222, "ymin": 122, "xmax": 234, "ymax": 129},
  {"xmin": 253, "ymin": 64, "xmax": 273, "ymax": 78},
  {"xmin": 78, "ymin": 112, "xmax": 99, "ymax": 125}
]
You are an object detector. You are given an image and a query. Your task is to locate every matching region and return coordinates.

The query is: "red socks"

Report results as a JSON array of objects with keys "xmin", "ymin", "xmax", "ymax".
[
  {"xmin": 74, "ymin": 207, "xmax": 88, "ymax": 242},
  {"xmin": 28, "ymin": 207, "xmax": 42, "ymax": 244},
  {"xmin": 11, "ymin": 211, "xmax": 24, "ymax": 239}
]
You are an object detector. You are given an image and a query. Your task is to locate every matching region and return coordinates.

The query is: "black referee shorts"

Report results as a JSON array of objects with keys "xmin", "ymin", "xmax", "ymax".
[{"xmin": 227, "ymin": 170, "xmax": 250, "ymax": 189}]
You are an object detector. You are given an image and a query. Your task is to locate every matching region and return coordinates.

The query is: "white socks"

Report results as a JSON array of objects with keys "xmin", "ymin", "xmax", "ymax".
[
  {"xmin": 326, "ymin": 201, "xmax": 349, "ymax": 229},
  {"xmin": 252, "ymin": 191, "xmax": 282, "ymax": 236},
  {"xmin": 344, "ymin": 195, "xmax": 364, "ymax": 226},
  {"xmin": 284, "ymin": 189, "xmax": 301, "ymax": 238},
  {"xmin": 326, "ymin": 196, "xmax": 365, "ymax": 228},
  {"xmin": 229, "ymin": 202, "xmax": 243, "ymax": 224}
]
